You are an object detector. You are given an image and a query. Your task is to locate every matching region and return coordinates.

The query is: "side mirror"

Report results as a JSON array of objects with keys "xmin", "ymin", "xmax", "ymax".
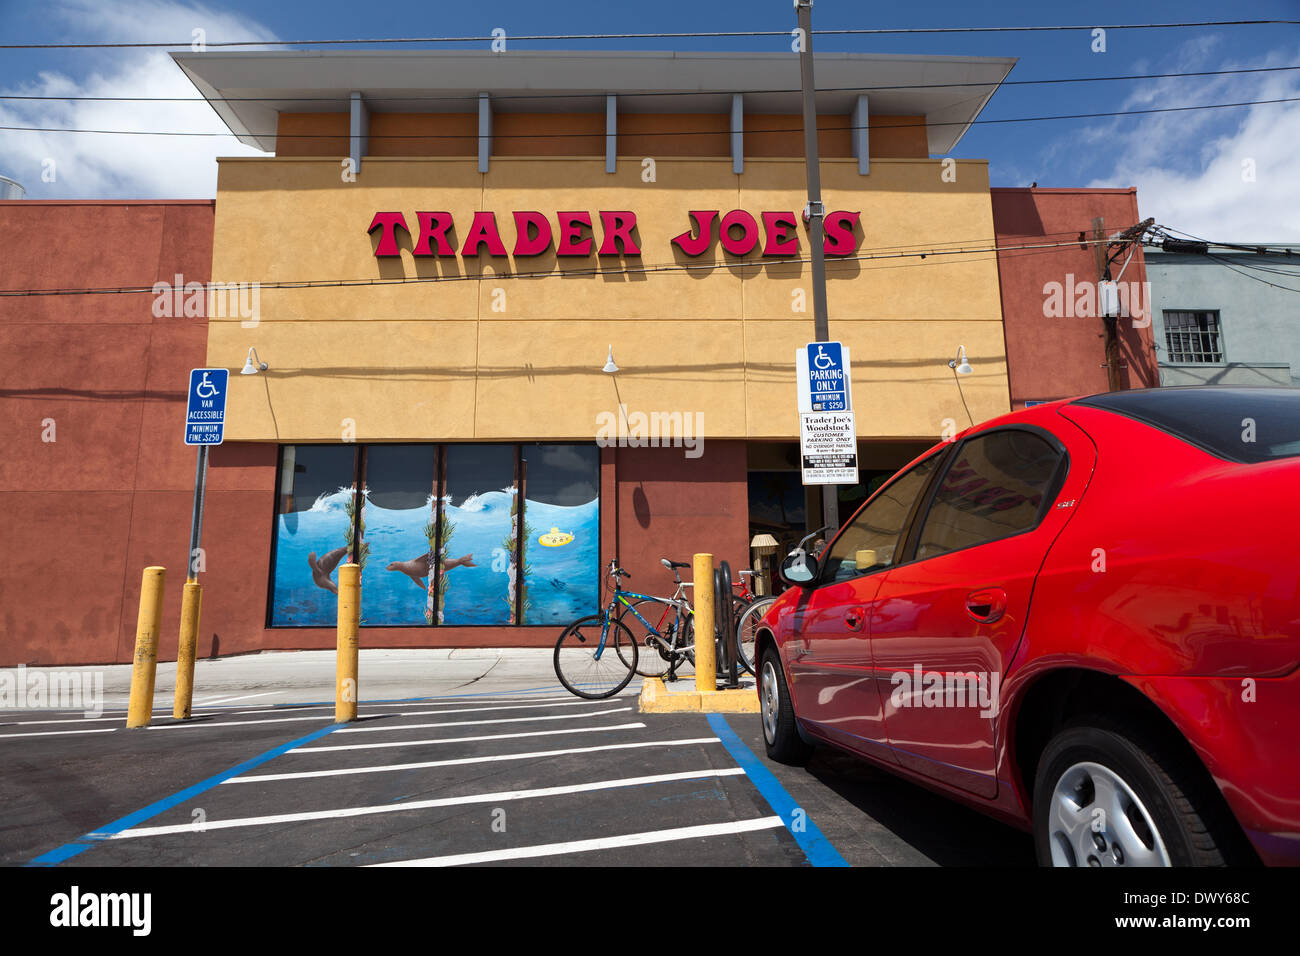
[{"xmin": 779, "ymin": 548, "xmax": 819, "ymax": 587}]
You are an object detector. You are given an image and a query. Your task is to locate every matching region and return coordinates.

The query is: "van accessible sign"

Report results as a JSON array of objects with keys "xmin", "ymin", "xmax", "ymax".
[
  {"xmin": 185, "ymin": 368, "xmax": 227, "ymax": 445},
  {"xmin": 800, "ymin": 411, "xmax": 858, "ymax": 485}
]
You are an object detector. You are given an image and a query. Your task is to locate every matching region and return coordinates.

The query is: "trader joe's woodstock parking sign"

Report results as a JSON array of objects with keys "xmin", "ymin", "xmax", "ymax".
[{"xmin": 799, "ymin": 411, "xmax": 859, "ymax": 485}]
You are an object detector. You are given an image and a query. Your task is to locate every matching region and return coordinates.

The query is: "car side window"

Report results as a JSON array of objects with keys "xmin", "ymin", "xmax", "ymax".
[
  {"xmin": 914, "ymin": 429, "xmax": 1063, "ymax": 562},
  {"xmin": 823, "ymin": 453, "xmax": 942, "ymax": 583}
]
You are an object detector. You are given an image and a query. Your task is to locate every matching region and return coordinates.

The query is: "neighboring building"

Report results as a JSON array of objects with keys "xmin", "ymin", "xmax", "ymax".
[
  {"xmin": 991, "ymin": 186, "xmax": 1159, "ymax": 409},
  {"xmin": 1146, "ymin": 245, "xmax": 1300, "ymax": 387},
  {"xmin": 4, "ymin": 49, "xmax": 1066, "ymax": 665},
  {"xmin": 0, "ymin": 200, "xmax": 215, "ymax": 666}
]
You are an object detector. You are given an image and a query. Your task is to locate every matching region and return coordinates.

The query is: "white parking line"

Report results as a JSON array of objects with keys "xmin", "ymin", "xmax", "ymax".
[
  {"xmin": 370, "ymin": 817, "xmax": 785, "ymax": 867},
  {"xmin": 193, "ymin": 692, "xmax": 280, "ymax": 706},
  {"xmin": 299, "ymin": 699, "xmax": 617, "ymax": 721},
  {"xmin": 224, "ymin": 737, "xmax": 723, "ymax": 783},
  {"xmin": 148, "ymin": 714, "xmax": 344, "ymax": 730},
  {"xmin": 295, "ymin": 722, "xmax": 647, "ymax": 753},
  {"xmin": 335, "ymin": 707, "xmax": 631, "ymax": 734},
  {"xmin": 103, "ymin": 767, "xmax": 747, "ymax": 840},
  {"xmin": 0, "ymin": 726, "xmax": 119, "ymax": 739}
]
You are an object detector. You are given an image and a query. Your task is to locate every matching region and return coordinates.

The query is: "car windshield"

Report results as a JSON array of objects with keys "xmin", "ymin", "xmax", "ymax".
[{"xmin": 1074, "ymin": 387, "xmax": 1300, "ymax": 464}]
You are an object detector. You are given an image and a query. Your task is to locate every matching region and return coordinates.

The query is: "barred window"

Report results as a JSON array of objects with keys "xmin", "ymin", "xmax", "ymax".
[{"xmin": 1164, "ymin": 311, "xmax": 1223, "ymax": 363}]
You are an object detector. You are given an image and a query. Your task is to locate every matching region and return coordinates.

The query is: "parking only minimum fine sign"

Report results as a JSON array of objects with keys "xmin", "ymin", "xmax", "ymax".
[
  {"xmin": 796, "ymin": 341, "xmax": 853, "ymax": 413},
  {"xmin": 185, "ymin": 368, "xmax": 228, "ymax": 445}
]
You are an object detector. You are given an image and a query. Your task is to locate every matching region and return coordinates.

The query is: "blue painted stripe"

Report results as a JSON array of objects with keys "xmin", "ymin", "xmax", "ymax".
[
  {"xmin": 26, "ymin": 722, "xmax": 343, "ymax": 867},
  {"xmin": 706, "ymin": 714, "xmax": 849, "ymax": 867}
]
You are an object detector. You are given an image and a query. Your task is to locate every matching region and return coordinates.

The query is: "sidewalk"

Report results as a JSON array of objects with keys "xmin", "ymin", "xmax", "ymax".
[{"xmin": 1, "ymin": 648, "xmax": 578, "ymax": 711}]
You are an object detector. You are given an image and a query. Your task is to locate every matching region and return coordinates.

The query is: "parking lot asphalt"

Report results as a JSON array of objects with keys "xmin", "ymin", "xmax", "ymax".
[{"xmin": 1, "ymin": 653, "xmax": 1035, "ymax": 867}]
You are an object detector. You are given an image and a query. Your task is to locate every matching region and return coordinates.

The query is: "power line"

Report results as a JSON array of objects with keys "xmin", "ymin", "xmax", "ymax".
[
  {"xmin": 0, "ymin": 234, "xmax": 1119, "ymax": 298},
  {"xmin": 1205, "ymin": 253, "xmax": 1300, "ymax": 293},
  {"xmin": 4, "ymin": 66, "xmax": 1298, "ymax": 105},
  {"xmin": 3, "ymin": 21, "xmax": 1298, "ymax": 49},
  {"xmin": 4, "ymin": 95, "xmax": 1297, "ymax": 140}
]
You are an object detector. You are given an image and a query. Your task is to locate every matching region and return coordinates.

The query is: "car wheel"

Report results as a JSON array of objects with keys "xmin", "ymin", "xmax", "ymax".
[
  {"xmin": 1033, "ymin": 718, "xmax": 1234, "ymax": 867},
  {"xmin": 759, "ymin": 646, "xmax": 812, "ymax": 765}
]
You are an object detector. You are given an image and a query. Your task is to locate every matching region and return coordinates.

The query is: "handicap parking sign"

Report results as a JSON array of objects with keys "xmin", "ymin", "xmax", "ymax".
[
  {"xmin": 795, "ymin": 342, "xmax": 852, "ymax": 413},
  {"xmin": 185, "ymin": 368, "xmax": 228, "ymax": 445}
]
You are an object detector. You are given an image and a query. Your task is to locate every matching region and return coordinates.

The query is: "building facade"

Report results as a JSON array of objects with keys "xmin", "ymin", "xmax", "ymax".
[
  {"xmin": 6, "ymin": 51, "xmax": 1171, "ymax": 667},
  {"xmin": 992, "ymin": 186, "xmax": 1159, "ymax": 408},
  {"xmin": 1146, "ymin": 245, "xmax": 1300, "ymax": 388}
]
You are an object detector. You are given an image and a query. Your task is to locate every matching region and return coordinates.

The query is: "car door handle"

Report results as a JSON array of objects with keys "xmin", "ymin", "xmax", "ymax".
[
  {"xmin": 843, "ymin": 606, "xmax": 866, "ymax": 631},
  {"xmin": 965, "ymin": 588, "xmax": 1007, "ymax": 624}
]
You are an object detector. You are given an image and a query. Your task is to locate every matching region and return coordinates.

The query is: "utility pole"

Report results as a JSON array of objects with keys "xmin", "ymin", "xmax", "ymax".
[
  {"xmin": 1095, "ymin": 216, "xmax": 1154, "ymax": 391},
  {"xmin": 1091, "ymin": 217, "xmax": 1123, "ymax": 392},
  {"xmin": 795, "ymin": 0, "xmax": 838, "ymax": 533}
]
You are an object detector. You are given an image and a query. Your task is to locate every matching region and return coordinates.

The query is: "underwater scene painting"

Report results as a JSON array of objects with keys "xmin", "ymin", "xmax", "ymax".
[{"xmin": 270, "ymin": 487, "xmax": 598, "ymax": 627}]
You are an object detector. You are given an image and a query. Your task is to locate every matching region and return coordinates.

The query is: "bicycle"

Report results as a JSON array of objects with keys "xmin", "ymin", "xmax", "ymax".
[
  {"xmin": 554, "ymin": 560, "xmax": 696, "ymax": 699},
  {"xmin": 615, "ymin": 558, "xmax": 698, "ymax": 680},
  {"xmin": 622, "ymin": 558, "xmax": 759, "ymax": 679},
  {"xmin": 733, "ymin": 593, "xmax": 776, "ymax": 676}
]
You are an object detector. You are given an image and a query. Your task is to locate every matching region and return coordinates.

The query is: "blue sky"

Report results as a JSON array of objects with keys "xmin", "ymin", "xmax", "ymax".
[{"xmin": 1, "ymin": 0, "xmax": 1298, "ymax": 239}]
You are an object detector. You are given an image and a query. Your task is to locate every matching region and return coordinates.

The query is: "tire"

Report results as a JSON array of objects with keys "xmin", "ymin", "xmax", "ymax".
[
  {"xmin": 759, "ymin": 645, "xmax": 811, "ymax": 765},
  {"xmin": 1033, "ymin": 717, "xmax": 1238, "ymax": 867},
  {"xmin": 733, "ymin": 597, "xmax": 775, "ymax": 677},
  {"xmin": 554, "ymin": 615, "xmax": 637, "ymax": 700}
]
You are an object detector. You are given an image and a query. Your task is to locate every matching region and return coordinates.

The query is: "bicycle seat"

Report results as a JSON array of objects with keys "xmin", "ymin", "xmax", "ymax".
[{"xmin": 661, "ymin": 558, "xmax": 691, "ymax": 570}]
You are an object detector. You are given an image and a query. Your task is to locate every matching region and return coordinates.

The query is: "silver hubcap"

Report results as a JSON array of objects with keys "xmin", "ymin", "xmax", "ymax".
[
  {"xmin": 1049, "ymin": 761, "xmax": 1171, "ymax": 867},
  {"xmin": 760, "ymin": 660, "xmax": 779, "ymax": 744}
]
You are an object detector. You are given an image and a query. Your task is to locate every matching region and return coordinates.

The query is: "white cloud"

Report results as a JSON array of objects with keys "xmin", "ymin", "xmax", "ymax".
[
  {"xmin": 0, "ymin": 0, "xmax": 279, "ymax": 198},
  {"xmin": 1082, "ymin": 41, "xmax": 1300, "ymax": 243}
]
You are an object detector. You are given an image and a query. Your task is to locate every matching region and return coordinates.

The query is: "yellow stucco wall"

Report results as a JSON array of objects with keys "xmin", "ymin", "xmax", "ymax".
[{"xmin": 209, "ymin": 156, "xmax": 1009, "ymax": 442}]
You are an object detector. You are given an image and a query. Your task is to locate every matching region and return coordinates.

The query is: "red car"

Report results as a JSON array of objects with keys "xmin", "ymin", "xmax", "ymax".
[{"xmin": 756, "ymin": 386, "xmax": 1300, "ymax": 867}]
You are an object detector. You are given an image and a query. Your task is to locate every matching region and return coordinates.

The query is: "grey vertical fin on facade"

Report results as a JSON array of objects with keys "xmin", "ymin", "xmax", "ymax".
[
  {"xmin": 852, "ymin": 94, "xmax": 869, "ymax": 176},
  {"xmin": 478, "ymin": 92, "xmax": 492, "ymax": 173},
  {"xmin": 349, "ymin": 91, "xmax": 368, "ymax": 175},
  {"xmin": 731, "ymin": 93, "xmax": 744, "ymax": 175},
  {"xmin": 606, "ymin": 94, "xmax": 617, "ymax": 174}
]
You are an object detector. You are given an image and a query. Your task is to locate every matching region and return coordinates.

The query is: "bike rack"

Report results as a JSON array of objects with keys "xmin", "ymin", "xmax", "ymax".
[{"xmin": 714, "ymin": 561, "xmax": 739, "ymax": 690}]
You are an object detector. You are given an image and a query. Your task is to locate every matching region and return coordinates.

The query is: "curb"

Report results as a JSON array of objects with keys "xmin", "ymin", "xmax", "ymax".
[{"xmin": 638, "ymin": 677, "xmax": 760, "ymax": 714}]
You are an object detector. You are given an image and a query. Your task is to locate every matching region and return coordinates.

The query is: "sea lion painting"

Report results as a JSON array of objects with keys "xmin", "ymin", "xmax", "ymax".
[
  {"xmin": 387, "ymin": 552, "xmax": 476, "ymax": 589},
  {"xmin": 307, "ymin": 545, "xmax": 350, "ymax": 595}
]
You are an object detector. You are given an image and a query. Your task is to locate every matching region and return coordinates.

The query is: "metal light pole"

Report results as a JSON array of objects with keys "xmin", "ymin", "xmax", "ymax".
[{"xmin": 796, "ymin": 0, "xmax": 838, "ymax": 531}]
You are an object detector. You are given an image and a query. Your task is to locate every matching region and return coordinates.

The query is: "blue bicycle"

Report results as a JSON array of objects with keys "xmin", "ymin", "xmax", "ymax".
[{"xmin": 553, "ymin": 559, "xmax": 694, "ymax": 699}]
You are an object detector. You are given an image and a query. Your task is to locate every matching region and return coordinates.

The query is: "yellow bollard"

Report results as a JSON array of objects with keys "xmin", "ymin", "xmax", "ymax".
[
  {"xmin": 335, "ymin": 563, "xmax": 361, "ymax": 723},
  {"xmin": 173, "ymin": 579, "xmax": 202, "ymax": 719},
  {"xmin": 692, "ymin": 553, "xmax": 716, "ymax": 693},
  {"xmin": 126, "ymin": 567, "xmax": 166, "ymax": 728}
]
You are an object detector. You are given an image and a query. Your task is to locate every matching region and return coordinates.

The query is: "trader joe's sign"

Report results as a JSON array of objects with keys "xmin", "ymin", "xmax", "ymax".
[{"xmin": 368, "ymin": 208, "xmax": 861, "ymax": 259}]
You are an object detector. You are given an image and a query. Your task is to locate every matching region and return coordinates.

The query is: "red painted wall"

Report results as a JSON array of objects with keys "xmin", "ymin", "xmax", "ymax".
[
  {"xmin": 991, "ymin": 188, "xmax": 1158, "ymax": 407},
  {"xmin": 0, "ymin": 200, "xmax": 216, "ymax": 665}
]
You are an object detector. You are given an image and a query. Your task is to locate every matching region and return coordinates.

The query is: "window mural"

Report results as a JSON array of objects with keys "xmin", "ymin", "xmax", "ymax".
[
  {"xmin": 269, "ymin": 445, "xmax": 359, "ymax": 627},
  {"xmin": 521, "ymin": 444, "xmax": 601, "ymax": 625},
  {"xmin": 440, "ymin": 444, "xmax": 516, "ymax": 626},
  {"xmin": 360, "ymin": 445, "xmax": 438, "ymax": 626},
  {"xmin": 268, "ymin": 443, "xmax": 598, "ymax": 628}
]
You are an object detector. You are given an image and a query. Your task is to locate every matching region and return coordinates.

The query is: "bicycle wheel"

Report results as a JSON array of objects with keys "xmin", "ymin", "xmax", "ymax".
[
  {"xmin": 554, "ymin": 615, "xmax": 637, "ymax": 700},
  {"xmin": 733, "ymin": 596, "xmax": 775, "ymax": 677},
  {"xmin": 617, "ymin": 599, "xmax": 676, "ymax": 678}
]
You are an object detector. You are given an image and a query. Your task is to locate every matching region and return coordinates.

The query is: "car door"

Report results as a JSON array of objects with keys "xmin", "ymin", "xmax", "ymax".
[
  {"xmin": 786, "ymin": 450, "xmax": 947, "ymax": 756},
  {"xmin": 869, "ymin": 425, "xmax": 1091, "ymax": 798}
]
